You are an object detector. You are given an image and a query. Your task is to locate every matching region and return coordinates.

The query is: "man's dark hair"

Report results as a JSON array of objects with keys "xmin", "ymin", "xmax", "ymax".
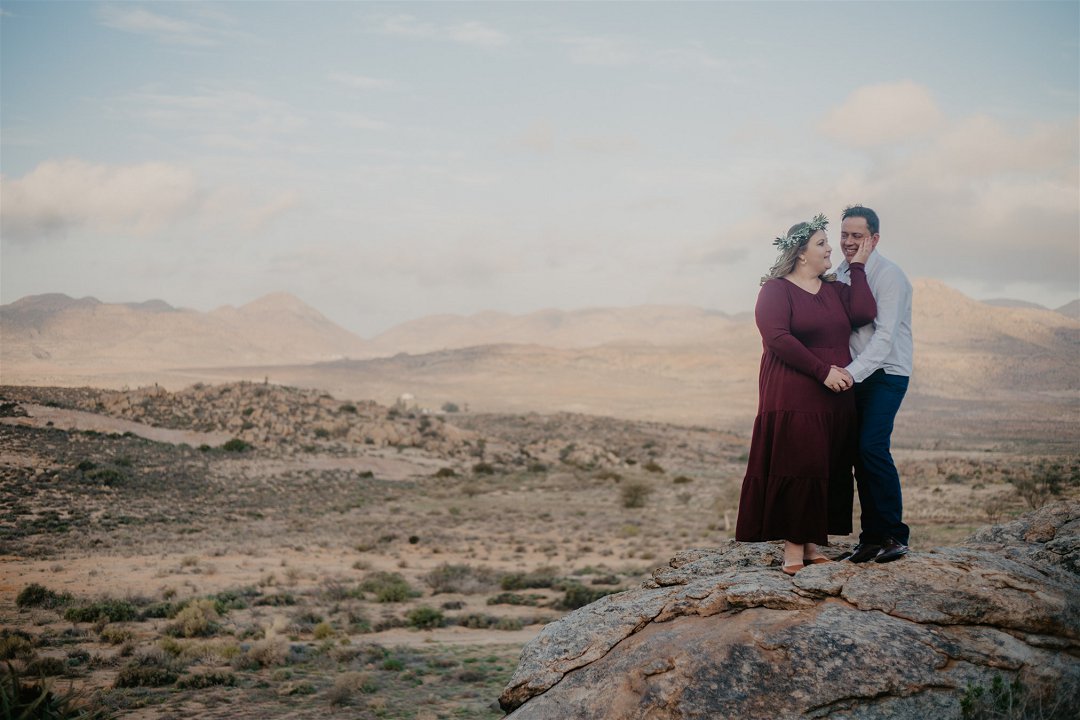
[{"xmin": 842, "ymin": 205, "xmax": 879, "ymax": 235}]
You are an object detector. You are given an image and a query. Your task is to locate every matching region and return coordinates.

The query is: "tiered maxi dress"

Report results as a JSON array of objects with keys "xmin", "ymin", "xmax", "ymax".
[{"xmin": 735, "ymin": 264, "xmax": 876, "ymax": 545}]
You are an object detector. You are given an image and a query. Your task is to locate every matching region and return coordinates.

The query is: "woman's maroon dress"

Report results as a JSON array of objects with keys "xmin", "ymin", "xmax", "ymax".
[{"xmin": 735, "ymin": 264, "xmax": 876, "ymax": 545}]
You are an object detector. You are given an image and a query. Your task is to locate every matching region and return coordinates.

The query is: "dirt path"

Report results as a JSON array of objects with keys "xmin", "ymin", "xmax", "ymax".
[{"xmin": 0, "ymin": 403, "xmax": 234, "ymax": 447}]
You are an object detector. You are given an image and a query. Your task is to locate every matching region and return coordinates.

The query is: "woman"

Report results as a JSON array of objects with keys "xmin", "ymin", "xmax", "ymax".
[{"xmin": 735, "ymin": 214, "xmax": 875, "ymax": 575}]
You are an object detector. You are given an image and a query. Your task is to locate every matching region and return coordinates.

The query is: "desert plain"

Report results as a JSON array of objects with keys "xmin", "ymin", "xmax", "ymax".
[{"xmin": 1, "ymin": 284, "xmax": 1078, "ymax": 719}]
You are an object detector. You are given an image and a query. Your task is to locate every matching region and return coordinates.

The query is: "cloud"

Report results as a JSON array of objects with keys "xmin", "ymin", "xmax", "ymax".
[
  {"xmin": 329, "ymin": 72, "xmax": 395, "ymax": 91},
  {"xmin": 125, "ymin": 89, "xmax": 307, "ymax": 153},
  {"xmin": 516, "ymin": 121, "xmax": 556, "ymax": 153},
  {"xmin": 334, "ymin": 112, "xmax": 390, "ymax": 131},
  {"xmin": 240, "ymin": 191, "xmax": 303, "ymax": 235},
  {"xmin": 97, "ymin": 4, "xmax": 236, "ymax": 46},
  {"xmin": 562, "ymin": 36, "xmax": 639, "ymax": 66},
  {"xmin": 801, "ymin": 93, "xmax": 1078, "ymax": 290},
  {"xmin": 513, "ymin": 121, "xmax": 639, "ymax": 155},
  {"xmin": 655, "ymin": 41, "xmax": 740, "ymax": 77},
  {"xmin": 696, "ymin": 246, "xmax": 750, "ymax": 266},
  {"xmin": 570, "ymin": 135, "xmax": 640, "ymax": 154},
  {"xmin": 1, "ymin": 159, "xmax": 198, "ymax": 241},
  {"xmin": 819, "ymin": 80, "xmax": 945, "ymax": 148},
  {"xmin": 374, "ymin": 14, "xmax": 510, "ymax": 47}
]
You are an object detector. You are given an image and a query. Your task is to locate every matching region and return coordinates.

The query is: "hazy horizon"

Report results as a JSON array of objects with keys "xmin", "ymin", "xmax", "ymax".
[{"xmin": 2, "ymin": 1, "xmax": 1077, "ymax": 336}]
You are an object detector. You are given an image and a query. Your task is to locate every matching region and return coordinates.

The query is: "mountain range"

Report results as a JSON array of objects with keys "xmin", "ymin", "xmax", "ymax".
[{"xmin": 2, "ymin": 284, "xmax": 1077, "ymax": 436}]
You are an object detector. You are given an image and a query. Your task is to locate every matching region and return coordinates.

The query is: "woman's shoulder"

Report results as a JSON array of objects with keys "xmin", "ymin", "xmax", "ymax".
[{"xmin": 759, "ymin": 276, "xmax": 790, "ymax": 292}]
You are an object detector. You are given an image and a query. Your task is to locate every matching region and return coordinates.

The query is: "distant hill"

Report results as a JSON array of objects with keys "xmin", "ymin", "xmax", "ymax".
[
  {"xmin": 2, "ymin": 281, "xmax": 1077, "ymax": 437},
  {"xmin": 982, "ymin": 298, "xmax": 1047, "ymax": 310},
  {"xmin": 180, "ymin": 279, "xmax": 1078, "ymax": 435},
  {"xmin": 1056, "ymin": 299, "xmax": 1080, "ymax": 319},
  {"xmin": 0, "ymin": 292, "xmax": 371, "ymax": 375},
  {"xmin": 911, "ymin": 280, "xmax": 1079, "ymax": 398},
  {"xmin": 368, "ymin": 305, "xmax": 745, "ymax": 354}
]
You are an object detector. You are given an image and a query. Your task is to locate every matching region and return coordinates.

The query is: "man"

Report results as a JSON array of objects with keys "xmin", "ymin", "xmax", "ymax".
[{"xmin": 833, "ymin": 205, "xmax": 914, "ymax": 564}]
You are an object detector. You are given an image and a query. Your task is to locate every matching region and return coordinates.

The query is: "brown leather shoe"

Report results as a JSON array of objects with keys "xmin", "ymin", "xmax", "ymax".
[
  {"xmin": 804, "ymin": 556, "xmax": 832, "ymax": 565},
  {"xmin": 782, "ymin": 563, "xmax": 805, "ymax": 576}
]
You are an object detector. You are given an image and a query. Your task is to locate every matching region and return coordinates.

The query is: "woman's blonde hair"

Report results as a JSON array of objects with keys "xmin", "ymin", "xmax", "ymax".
[{"xmin": 760, "ymin": 221, "xmax": 836, "ymax": 286}]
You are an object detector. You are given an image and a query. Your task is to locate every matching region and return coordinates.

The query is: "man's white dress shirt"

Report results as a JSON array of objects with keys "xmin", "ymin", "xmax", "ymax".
[{"xmin": 835, "ymin": 251, "xmax": 914, "ymax": 382}]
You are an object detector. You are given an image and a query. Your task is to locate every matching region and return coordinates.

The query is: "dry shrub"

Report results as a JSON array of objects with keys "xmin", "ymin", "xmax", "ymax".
[
  {"xmin": 235, "ymin": 637, "xmax": 288, "ymax": 669},
  {"xmin": 620, "ymin": 480, "xmax": 653, "ymax": 508},
  {"xmin": 99, "ymin": 626, "xmax": 134, "ymax": 645},
  {"xmin": 327, "ymin": 671, "xmax": 378, "ymax": 706},
  {"xmin": 0, "ymin": 631, "xmax": 34, "ymax": 660},
  {"xmin": 423, "ymin": 564, "xmax": 499, "ymax": 595},
  {"xmin": 165, "ymin": 599, "xmax": 220, "ymax": 638},
  {"xmin": 176, "ymin": 670, "xmax": 236, "ymax": 690},
  {"xmin": 114, "ymin": 647, "xmax": 182, "ymax": 688}
]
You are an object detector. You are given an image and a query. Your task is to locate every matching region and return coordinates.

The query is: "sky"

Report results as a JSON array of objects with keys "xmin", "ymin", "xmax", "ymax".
[{"xmin": 1, "ymin": 1, "xmax": 1077, "ymax": 336}]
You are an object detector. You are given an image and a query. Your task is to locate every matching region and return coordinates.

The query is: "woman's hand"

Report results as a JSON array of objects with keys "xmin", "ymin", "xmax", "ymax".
[
  {"xmin": 824, "ymin": 366, "xmax": 853, "ymax": 393},
  {"xmin": 852, "ymin": 235, "xmax": 874, "ymax": 264}
]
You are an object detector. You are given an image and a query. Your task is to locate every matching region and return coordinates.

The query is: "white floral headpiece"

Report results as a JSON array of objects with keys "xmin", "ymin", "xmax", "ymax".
[{"xmin": 773, "ymin": 213, "xmax": 829, "ymax": 251}]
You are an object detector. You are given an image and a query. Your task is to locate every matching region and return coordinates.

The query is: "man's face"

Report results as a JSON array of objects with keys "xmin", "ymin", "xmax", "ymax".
[{"xmin": 840, "ymin": 217, "xmax": 879, "ymax": 261}]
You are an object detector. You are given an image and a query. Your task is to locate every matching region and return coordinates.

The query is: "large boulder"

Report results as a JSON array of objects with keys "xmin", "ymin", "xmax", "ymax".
[{"xmin": 500, "ymin": 502, "xmax": 1080, "ymax": 719}]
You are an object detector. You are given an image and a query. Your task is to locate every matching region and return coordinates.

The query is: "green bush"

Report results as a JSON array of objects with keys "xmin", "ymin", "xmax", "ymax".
[
  {"xmin": 381, "ymin": 657, "xmax": 405, "ymax": 672},
  {"xmin": 115, "ymin": 661, "xmax": 179, "ymax": 688},
  {"xmin": 556, "ymin": 582, "xmax": 620, "ymax": 610},
  {"xmin": 486, "ymin": 592, "xmax": 541, "ymax": 606},
  {"xmin": 176, "ymin": 670, "xmax": 236, "ymax": 690},
  {"xmin": 86, "ymin": 467, "xmax": 125, "ymax": 485},
  {"xmin": 643, "ymin": 461, "xmax": 664, "ymax": 474},
  {"xmin": 24, "ymin": 656, "xmax": 68, "ymax": 677},
  {"xmin": 455, "ymin": 613, "xmax": 525, "ymax": 630},
  {"xmin": 140, "ymin": 602, "xmax": 177, "ymax": 619},
  {"xmin": 16, "ymin": 584, "xmax": 72, "ymax": 610},
  {"xmin": 472, "ymin": 462, "xmax": 495, "ymax": 475},
  {"xmin": 499, "ymin": 567, "xmax": 558, "ymax": 591},
  {"xmin": 358, "ymin": 572, "xmax": 418, "ymax": 603},
  {"xmin": 406, "ymin": 607, "xmax": 445, "ymax": 630},
  {"xmin": 222, "ymin": 438, "xmax": 251, "ymax": 452},
  {"xmin": 211, "ymin": 587, "xmax": 256, "ymax": 613},
  {"xmin": 64, "ymin": 599, "xmax": 139, "ymax": 624}
]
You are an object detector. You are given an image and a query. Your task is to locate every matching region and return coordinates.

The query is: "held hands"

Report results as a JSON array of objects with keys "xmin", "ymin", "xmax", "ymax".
[{"xmin": 824, "ymin": 365, "xmax": 855, "ymax": 393}]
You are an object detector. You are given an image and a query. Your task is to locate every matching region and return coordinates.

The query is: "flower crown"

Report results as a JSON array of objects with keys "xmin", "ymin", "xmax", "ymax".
[{"xmin": 773, "ymin": 213, "xmax": 829, "ymax": 251}]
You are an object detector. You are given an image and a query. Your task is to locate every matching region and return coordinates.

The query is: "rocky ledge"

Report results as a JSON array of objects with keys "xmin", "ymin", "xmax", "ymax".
[{"xmin": 500, "ymin": 501, "xmax": 1080, "ymax": 719}]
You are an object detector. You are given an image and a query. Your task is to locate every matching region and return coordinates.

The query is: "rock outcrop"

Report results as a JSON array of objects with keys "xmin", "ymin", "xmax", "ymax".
[{"xmin": 500, "ymin": 502, "xmax": 1080, "ymax": 719}]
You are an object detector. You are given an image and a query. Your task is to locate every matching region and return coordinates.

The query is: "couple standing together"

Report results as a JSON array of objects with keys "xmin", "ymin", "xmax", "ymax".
[{"xmin": 735, "ymin": 205, "xmax": 914, "ymax": 574}]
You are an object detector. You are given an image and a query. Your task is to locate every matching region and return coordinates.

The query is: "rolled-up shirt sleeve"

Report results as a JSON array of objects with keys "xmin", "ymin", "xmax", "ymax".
[
  {"xmin": 755, "ymin": 280, "xmax": 831, "ymax": 382},
  {"xmin": 845, "ymin": 265, "xmax": 910, "ymax": 383}
]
